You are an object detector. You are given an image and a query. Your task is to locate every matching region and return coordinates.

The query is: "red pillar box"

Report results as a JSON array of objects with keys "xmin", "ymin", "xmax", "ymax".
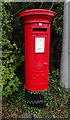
[{"xmin": 19, "ymin": 9, "xmax": 56, "ymax": 91}]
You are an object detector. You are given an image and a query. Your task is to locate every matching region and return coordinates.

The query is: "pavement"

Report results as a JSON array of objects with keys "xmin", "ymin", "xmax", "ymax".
[{"xmin": 18, "ymin": 112, "xmax": 44, "ymax": 120}]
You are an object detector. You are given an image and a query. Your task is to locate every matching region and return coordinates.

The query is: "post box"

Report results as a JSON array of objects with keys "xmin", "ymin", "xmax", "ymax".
[{"xmin": 19, "ymin": 9, "xmax": 56, "ymax": 91}]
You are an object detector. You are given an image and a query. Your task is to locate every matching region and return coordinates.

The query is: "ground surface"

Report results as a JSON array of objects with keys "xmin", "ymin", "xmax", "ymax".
[{"xmin": 18, "ymin": 112, "xmax": 43, "ymax": 119}]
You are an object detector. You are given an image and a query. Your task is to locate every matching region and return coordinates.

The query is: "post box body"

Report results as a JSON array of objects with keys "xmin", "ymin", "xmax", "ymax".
[{"xmin": 19, "ymin": 9, "xmax": 56, "ymax": 91}]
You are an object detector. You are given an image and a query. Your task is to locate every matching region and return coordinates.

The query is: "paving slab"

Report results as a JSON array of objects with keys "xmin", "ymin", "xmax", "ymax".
[
  {"xmin": 18, "ymin": 112, "xmax": 43, "ymax": 120},
  {"xmin": 18, "ymin": 112, "xmax": 31, "ymax": 118}
]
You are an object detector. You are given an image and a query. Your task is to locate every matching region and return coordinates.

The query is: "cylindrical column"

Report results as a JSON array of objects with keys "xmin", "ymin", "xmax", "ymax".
[
  {"xmin": 19, "ymin": 9, "xmax": 56, "ymax": 91},
  {"xmin": 60, "ymin": 1, "xmax": 70, "ymax": 88}
]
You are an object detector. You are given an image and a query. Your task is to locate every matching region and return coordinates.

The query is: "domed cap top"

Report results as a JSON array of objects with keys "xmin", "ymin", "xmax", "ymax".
[{"xmin": 19, "ymin": 9, "xmax": 56, "ymax": 18}]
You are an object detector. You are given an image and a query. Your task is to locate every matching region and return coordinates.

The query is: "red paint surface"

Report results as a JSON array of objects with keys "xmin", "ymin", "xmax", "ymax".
[{"xmin": 19, "ymin": 9, "xmax": 56, "ymax": 91}]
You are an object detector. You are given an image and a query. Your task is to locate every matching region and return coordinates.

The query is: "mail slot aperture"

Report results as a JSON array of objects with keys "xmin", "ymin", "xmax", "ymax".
[{"xmin": 33, "ymin": 28, "xmax": 47, "ymax": 32}]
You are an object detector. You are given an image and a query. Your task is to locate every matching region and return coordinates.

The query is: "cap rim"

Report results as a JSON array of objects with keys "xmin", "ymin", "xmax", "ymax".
[{"xmin": 19, "ymin": 9, "xmax": 56, "ymax": 18}]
